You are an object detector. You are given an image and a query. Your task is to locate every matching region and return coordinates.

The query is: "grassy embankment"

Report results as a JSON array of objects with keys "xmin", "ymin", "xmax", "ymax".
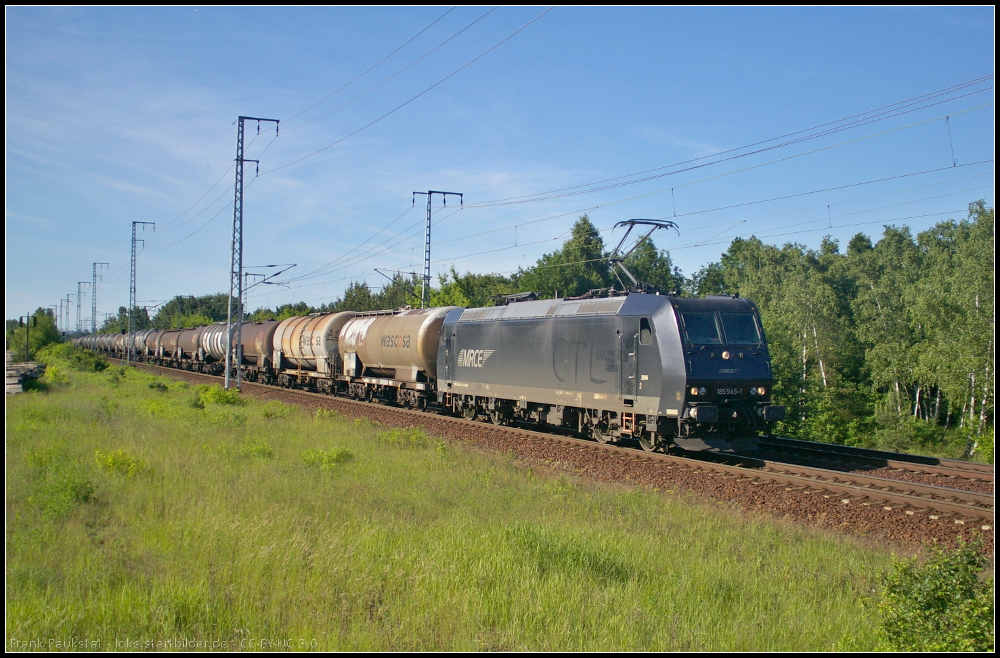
[{"xmin": 7, "ymin": 363, "xmax": 896, "ymax": 651}]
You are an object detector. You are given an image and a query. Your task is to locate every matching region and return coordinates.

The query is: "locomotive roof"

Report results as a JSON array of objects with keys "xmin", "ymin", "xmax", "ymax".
[{"xmin": 451, "ymin": 293, "xmax": 759, "ymax": 324}]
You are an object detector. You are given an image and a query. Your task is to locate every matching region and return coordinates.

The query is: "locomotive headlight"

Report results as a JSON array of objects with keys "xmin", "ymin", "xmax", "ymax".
[
  {"xmin": 699, "ymin": 387, "xmax": 707, "ymax": 396},
  {"xmin": 690, "ymin": 386, "xmax": 699, "ymax": 396},
  {"xmin": 722, "ymin": 350, "xmax": 731, "ymax": 360},
  {"xmin": 758, "ymin": 386, "xmax": 767, "ymax": 396}
]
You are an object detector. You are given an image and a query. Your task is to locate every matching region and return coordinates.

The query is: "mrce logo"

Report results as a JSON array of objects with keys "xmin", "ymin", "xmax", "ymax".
[{"xmin": 457, "ymin": 349, "xmax": 494, "ymax": 368}]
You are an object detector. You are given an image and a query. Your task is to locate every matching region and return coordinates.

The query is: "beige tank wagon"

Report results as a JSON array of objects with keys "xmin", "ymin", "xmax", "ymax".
[{"xmin": 338, "ymin": 306, "xmax": 457, "ymax": 383}]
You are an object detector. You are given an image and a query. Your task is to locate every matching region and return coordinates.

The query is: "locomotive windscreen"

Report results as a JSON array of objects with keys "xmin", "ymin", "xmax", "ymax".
[
  {"xmin": 680, "ymin": 312, "xmax": 723, "ymax": 345},
  {"xmin": 681, "ymin": 311, "xmax": 761, "ymax": 346},
  {"xmin": 718, "ymin": 313, "xmax": 761, "ymax": 345}
]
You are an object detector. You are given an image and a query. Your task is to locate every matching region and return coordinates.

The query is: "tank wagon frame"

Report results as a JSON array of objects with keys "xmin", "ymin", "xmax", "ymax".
[{"xmin": 75, "ymin": 292, "xmax": 785, "ymax": 452}]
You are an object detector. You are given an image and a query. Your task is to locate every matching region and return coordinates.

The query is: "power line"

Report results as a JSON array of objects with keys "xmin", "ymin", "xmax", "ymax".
[
  {"xmin": 283, "ymin": 8, "xmax": 497, "ymax": 135},
  {"xmin": 465, "ymin": 75, "xmax": 994, "ymax": 208},
  {"xmin": 138, "ymin": 7, "xmax": 454, "ymax": 245},
  {"xmin": 431, "ymin": 163, "xmax": 993, "ymax": 252},
  {"xmin": 283, "ymin": 7, "xmax": 457, "ymax": 125},
  {"xmin": 280, "ymin": 103, "xmax": 993, "ymax": 293},
  {"xmin": 427, "ymin": 183, "xmax": 993, "ymax": 269}
]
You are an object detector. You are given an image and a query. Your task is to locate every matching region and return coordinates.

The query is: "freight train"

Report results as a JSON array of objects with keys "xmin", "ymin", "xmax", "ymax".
[{"xmin": 75, "ymin": 293, "xmax": 785, "ymax": 452}]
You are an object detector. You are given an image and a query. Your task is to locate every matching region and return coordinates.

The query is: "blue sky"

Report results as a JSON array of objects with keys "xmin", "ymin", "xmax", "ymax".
[{"xmin": 6, "ymin": 6, "xmax": 994, "ymax": 326}]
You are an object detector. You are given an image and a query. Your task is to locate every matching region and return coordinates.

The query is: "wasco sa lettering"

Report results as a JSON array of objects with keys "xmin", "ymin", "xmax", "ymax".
[
  {"xmin": 457, "ymin": 349, "xmax": 494, "ymax": 368},
  {"xmin": 380, "ymin": 334, "xmax": 411, "ymax": 349}
]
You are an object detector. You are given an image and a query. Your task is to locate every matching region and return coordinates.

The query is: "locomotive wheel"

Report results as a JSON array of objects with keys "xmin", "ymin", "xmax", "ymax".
[
  {"xmin": 591, "ymin": 420, "xmax": 612, "ymax": 444},
  {"xmin": 489, "ymin": 408, "xmax": 506, "ymax": 426},
  {"xmin": 462, "ymin": 405, "xmax": 478, "ymax": 421},
  {"xmin": 638, "ymin": 432, "xmax": 659, "ymax": 452}
]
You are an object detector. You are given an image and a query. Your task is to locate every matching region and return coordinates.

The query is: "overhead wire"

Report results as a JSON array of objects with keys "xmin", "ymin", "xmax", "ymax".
[
  {"xmin": 465, "ymin": 75, "xmax": 994, "ymax": 207},
  {"xmin": 283, "ymin": 7, "xmax": 457, "ymax": 125},
  {"xmin": 271, "ymin": 115, "xmax": 994, "ymax": 291},
  {"xmin": 430, "ymin": 162, "xmax": 994, "ymax": 252},
  {"xmin": 259, "ymin": 7, "xmax": 555, "ymax": 175},
  {"xmin": 282, "ymin": 8, "xmax": 498, "ymax": 135}
]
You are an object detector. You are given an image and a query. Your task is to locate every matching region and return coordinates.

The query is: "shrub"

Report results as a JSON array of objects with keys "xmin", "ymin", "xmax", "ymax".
[
  {"xmin": 26, "ymin": 447, "xmax": 96, "ymax": 519},
  {"xmin": 375, "ymin": 427, "xmax": 433, "ymax": 449},
  {"xmin": 314, "ymin": 408, "xmax": 340, "ymax": 420},
  {"xmin": 106, "ymin": 367, "xmax": 127, "ymax": 388},
  {"xmin": 40, "ymin": 364, "xmax": 70, "ymax": 386},
  {"xmin": 877, "ymin": 539, "xmax": 994, "ymax": 651},
  {"xmin": 237, "ymin": 438, "xmax": 274, "ymax": 459},
  {"xmin": 36, "ymin": 343, "xmax": 108, "ymax": 372},
  {"xmin": 197, "ymin": 384, "xmax": 246, "ymax": 406},
  {"xmin": 302, "ymin": 447, "xmax": 353, "ymax": 471},
  {"xmin": 260, "ymin": 401, "xmax": 292, "ymax": 419},
  {"xmin": 95, "ymin": 449, "xmax": 150, "ymax": 478}
]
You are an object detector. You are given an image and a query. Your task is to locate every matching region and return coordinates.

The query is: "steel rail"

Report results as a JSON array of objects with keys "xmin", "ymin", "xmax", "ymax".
[{"xmin": 759, "ymin": 436, "xmax": 994, "ymax": 480}]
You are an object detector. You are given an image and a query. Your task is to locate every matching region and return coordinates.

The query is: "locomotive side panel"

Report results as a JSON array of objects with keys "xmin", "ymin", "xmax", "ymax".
[{"xmin": 440, "ymin": 314, "xmax": 623, "ymax": 409}]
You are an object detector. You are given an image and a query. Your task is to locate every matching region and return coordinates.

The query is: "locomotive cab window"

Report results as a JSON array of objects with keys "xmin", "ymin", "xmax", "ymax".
[
  {"xmin": 719, "ymin": 313, "xmax": 761, "ymax": 345},
  {"xmin": 639, "ymin": 318, "xmax": 652, "ymax": 345},
  {"xmin": 680, "ymin": 312, "xmax": 722, "ymax": 345}
]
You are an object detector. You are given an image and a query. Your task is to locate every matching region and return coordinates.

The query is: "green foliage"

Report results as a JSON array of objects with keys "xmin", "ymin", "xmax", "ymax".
[
  {"xmin": 515, "ymin": 215, "xmax": 612, "ymax": 298},
  {"xmin": 971, "ymin": 427, "xmax": 993, "ymax": 464},
  {"xmin": 149, "ymin": 294, "xmax": 233, "ymax": 329},
  {"xmin": 40, "ymin": 364, "xmax": 69, "ymax": 386},
  {"xmin": 876, "ymin": 540, "xmax": 993, "ymax": 651},
  {"xmin": 698, "ymin": 202, "xmax": 994, "ymax": 452},
  {"xmin": 235, "ymin": 438, "xmax": 275, "ymax": 459},
  {"xmin": 25, "ymin": 447, "xmax": 96, "ymax": 520},
  {"xmin": 5, "ymin": 308, "xmax": 62, "ymax": 362},
  {"xmin": 99, "ymin": 305, "xmax": 151, "ymax": 334},
  {"xmin": 196, "ymin": 384, "xmax": 246, "ymax": 406},
  {"xmin": 431, "ymin": 267, "xmax": 517, "ymax": 308},
  {"xmin": 37, "ymin": 342, "xmax": 109, "ymax": 372},
  {"xmin": 260, "ymin": 400, "xmax": 292, "ymax": 418},
  {"xmin": 375, "ymin": 426, "xmax": 434, "ymax": 448},
  {"xmin": 314, "ymin": 407, "xmax": 341, "ymax": 420},
  {"xmin": 302, "ymin": 447, "xmax": 354, "ymax": 470},
  {"xmin": 6, "ymin": 366, "xmax": 896, "ymax": 651},
  {"xmin": 105, "ymin": 367, "xmax": 127, "ymax": 388},
  {"xmin": 95, "ymin": 449, "xmax": 150, "ymax": 478},
  {"xmin": 622, "ymin": 238, "xmax": 684, "ymax": 293}
]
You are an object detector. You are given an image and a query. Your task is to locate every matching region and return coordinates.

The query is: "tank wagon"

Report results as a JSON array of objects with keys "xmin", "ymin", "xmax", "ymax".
[{"xmin": 80, "ymin": 293, "xmax": 784, "ymax": 451}]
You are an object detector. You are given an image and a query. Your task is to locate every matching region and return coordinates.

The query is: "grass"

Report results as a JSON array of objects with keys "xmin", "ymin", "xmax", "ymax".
[{"xmin": 6, "ymin": 365, "xmax": 899, "ymax": 651}]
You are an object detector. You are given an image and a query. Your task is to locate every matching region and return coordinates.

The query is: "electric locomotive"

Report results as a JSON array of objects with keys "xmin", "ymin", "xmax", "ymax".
[{"xmin": 435, "ymin": 292, "xmax": 784, "ymax": 451}]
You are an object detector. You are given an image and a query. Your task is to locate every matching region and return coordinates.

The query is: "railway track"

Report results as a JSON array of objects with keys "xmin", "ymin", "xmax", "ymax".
[
  {"xmin": 141, "ymin": 363, "xmax": 994, "ymax": 527},
  {"xmin": 757, "ymin": 436, "xmax": 994, "ymax": 483}
]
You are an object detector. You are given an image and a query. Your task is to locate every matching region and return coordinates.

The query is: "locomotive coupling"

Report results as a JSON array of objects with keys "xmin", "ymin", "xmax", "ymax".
[
  {"xmin": 760, "ymin": 405, "xmax": 786, "ymax": 422},
  {"xmin": 685, "ymin": 405, "xmax": 719, "ymax": 423}
]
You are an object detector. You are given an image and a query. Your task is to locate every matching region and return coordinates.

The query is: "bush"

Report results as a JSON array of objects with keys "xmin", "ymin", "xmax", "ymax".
[
  {"xmin": 302, "ymin": 447, "xmax": 353, "ymax": 471},
  {"xmin": 260, "ymin": 401, "xmax": 292, "ymax": 418},
  {"xmin": 375, "ymin": 427, "xmax": 433, "ymax": 449},
  {"xmin": 197, "ymin": 384, "xmax": 246, "ymax": 406},
  {"xmin": 26, "ymin": 447, "xmax": 96, "ymax": 519},
  {"xmin": 40, "ymin": 364, "xmax": 70, "ymax": 386},
  {"xmin": 36, "ymin": 343, "xmax": 108, "ymax": 372},
  {"xmin": 877, "ymin": 539, "xmax": 994, "ymax": 651},
  {"xmin": 95, "ymin": 449, "xmax": 150, "ymax": 478}
]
